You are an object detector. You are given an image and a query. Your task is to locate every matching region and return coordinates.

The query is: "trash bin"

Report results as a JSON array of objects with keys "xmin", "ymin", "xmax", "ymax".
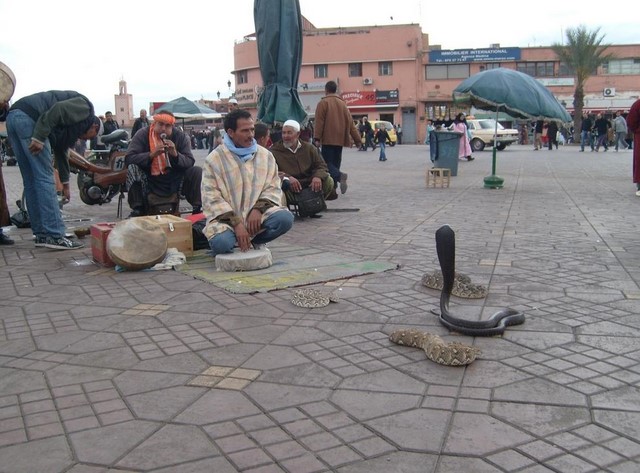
[{"xmin": 432, "ymin": 130, "xmax": 461, "ymax": 176}]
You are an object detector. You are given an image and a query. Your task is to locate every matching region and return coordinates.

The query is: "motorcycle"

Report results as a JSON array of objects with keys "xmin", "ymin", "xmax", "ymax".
[{"xmin": 69, "ymin": 129, "xmax": 129, "ymax": 206}]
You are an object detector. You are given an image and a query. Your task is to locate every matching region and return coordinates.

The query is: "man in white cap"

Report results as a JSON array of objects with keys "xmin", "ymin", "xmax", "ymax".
[
  {"xmin": 227, "ymin": 98, "xmax": 239, "ymax": 112},
  {"xmin": 271, "ymin": 120, "xmax": 334, "ymax": 217}
]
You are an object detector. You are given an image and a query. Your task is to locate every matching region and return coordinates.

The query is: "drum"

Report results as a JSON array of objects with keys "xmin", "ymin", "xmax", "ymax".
[
  {"xmin": 107, "ymin": 218, "xmax": 168, "ymax": 270},
  {"xmin": 0, "ymin": 61, "xmax": 16, "ymax": 103},
  {"xmin": 215, "ymin": 247, "xmax": 273, "ymax": 272}
]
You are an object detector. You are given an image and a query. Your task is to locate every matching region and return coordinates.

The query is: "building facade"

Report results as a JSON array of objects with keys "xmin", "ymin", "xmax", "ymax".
[{"xmin": 232, "ymin": 19, "xmax": 640, "ymax": 144}]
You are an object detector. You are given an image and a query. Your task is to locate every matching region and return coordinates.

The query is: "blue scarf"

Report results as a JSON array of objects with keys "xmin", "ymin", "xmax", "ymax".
[{"xmin": 223, "ymin": 134, "xmax": 257, "ymax": 162}]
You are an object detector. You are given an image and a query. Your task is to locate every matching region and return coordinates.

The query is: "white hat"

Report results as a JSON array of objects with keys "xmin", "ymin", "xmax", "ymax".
[
  {"xmin": 283, "ymin": 119, "xmax": 300, "ymax": 132},
  {"xmin": 228, "ymin": 98, "xmax": 238, "ymax": 104}
]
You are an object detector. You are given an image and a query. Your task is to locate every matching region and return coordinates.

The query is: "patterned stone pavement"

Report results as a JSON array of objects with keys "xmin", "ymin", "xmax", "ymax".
[{"xmin": 0, "ymin": 143, "xmax": 639, "ymax": 472}]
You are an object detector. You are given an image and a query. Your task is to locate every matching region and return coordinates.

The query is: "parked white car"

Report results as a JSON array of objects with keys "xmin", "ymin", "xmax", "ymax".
[{"xmin": 466, "ymin": 119, "xmax": 519, "ymax": 152}]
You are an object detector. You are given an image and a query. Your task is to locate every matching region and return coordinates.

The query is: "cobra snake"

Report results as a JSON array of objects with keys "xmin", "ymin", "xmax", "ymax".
[{"xmin": 431, "ymin": 225, "xmax": 525, "ymax": 336}]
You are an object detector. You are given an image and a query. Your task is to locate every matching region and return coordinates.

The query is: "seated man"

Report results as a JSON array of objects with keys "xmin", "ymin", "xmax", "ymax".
[
  {"xmin": 203, "ymin": 109, "xmax": 294, "ymax": 255},
  {"xmin": 270, "ymin": 119, "xmax": 334, "ymax": 217},
  {"xmin": 125, "ymin": 111, "xmax": 202, "ymax": 216}
]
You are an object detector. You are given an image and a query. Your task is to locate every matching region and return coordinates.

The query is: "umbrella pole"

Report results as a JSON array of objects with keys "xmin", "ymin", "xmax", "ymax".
[{"xmin": 483, "ymin": 109, "xmax": 505, "ymax": 189}]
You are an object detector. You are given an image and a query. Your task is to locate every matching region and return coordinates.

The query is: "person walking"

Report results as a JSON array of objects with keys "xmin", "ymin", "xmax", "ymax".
[
  {"xmin": 375, "ymin": 126, "xmax": 390, "ymax": 161},
  {"xmin": 594, "ymin": 113, "xmax": 610, "ymax": 152},
  {"xmin": 627, "ymin": 99, "xmax": 640, "ymax": 196},
  {"xmin": 533, "ymin": 120, "xmax": 544, "ymax": 150},
  {"xmin": 314, "ymin": 80, "xmax": 362, "ymax": 198},
  {"xmin": 547, "ymin": 121, "xmax": 559, "ymax": 150},
  {"xmin": 5, "ymin": 91, "xmax": 101, "ymax": 249},
  {"xmin": 450, "ymin": 113, "xmax": 473, "ymax": 161},
  {"xmin": 579, "ymin": 112, "xmax": 594, "ymax": 152},
  {"xmin": 613, "ymin": 110, "xmax": 628, "ymax": 151}
]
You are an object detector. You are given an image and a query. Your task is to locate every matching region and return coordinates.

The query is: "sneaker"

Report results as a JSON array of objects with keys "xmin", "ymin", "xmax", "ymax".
[
  {"xmin": 252, "ymin": 243, "xmax": 267, "ymax": 250},
  {"xmin": 636, "ymin": 190, "xmax": 640, "ymax": 197},
  {"xmin": 326, "ymin": 189, "xmax": 339, "ymax": 201},
  {"xmin": 42, "ymin": 236, "xmax": 84, "ymax": 250},
  {"xmin": 34, "ymin": 236, "xmax": 47, "ymax": 247},
  {"xmin": 340, "ymin": 172, "xmax": 348, "ymax": 194},
  {"xmin": 0, "ymin": 233, "xmax": 14, "ymax": 245}
]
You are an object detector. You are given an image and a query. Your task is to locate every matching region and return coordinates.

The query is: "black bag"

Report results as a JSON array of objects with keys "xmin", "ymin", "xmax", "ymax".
[
  {"xmin": 191, "ymin": 216, "xmax": 209, "ymax": 250},
  {"xmin": 10, "ymin": 210, "xmax": 30, "ymax": 228},
  {"xmin": 295, "ymin": 187, "xmax": 326, "ymax": 217},
  {"xmin": 147, "ymin": 192, "xmax": 179, "ymax": 216}
]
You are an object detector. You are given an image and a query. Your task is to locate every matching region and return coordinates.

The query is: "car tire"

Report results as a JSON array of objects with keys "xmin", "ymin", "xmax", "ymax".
[
  {"xmin": 471, "ymin": 138, "xmax": 485, "ymax": 152},
  {"xmin": 496, "ymin": 143, "xmax": 507, "ymax": 151},
  {"xmin": 388, "ymin": 141, "xmax": 396, "ymax": 147}
]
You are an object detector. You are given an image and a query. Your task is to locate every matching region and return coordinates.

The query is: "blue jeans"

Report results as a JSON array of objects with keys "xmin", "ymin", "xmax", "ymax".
[
  {"xmin": 208, "ymin": 209, "xmax": 294, "ymax": 255},
  {"xmin": 378, "ymin": 141, "xmax": 386, "ymax": 160},
  {"xmin": 320, "ymin": 144, "xmax": 343, "ymax": 185},
  {"xmin": 6, "ymin": 109, "xmax": 66, "ymax": 238},
  {"xmin": 580, "ymin": 130, "xmax": 592, "ymax": 151}
]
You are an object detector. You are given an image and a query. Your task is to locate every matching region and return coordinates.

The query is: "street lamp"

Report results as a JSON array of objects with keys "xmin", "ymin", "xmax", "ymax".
[
  {"xmin": 216, "ymin": 91, "xmax": 220, "ymax": 100},
  {"xmin": 227, "ymin": 80, "xmax": 231, "ymax": 90}
]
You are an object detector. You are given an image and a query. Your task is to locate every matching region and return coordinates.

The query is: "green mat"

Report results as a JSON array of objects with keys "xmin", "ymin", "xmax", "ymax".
[{"xmin": 176, "ymin": 243, "xmax": 397, "ymax": 294}]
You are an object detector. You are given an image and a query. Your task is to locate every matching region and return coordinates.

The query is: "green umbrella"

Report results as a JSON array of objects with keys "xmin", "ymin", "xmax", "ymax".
[
  {"xmin": 254, "ymin": 0, "xmax": 307, "ymax": 126},
  {"xmin": 453, "ymin": 68, "xmax": 571, "ymax": 188},
  {"xmin": 155, "ymin": 97, "xmax": 222, "ymax": 120}
]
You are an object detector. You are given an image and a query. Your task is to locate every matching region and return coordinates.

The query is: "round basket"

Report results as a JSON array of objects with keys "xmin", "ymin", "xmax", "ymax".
[
  {"xmin": 0, "ymin": 61, "xmax": 17, "ymax": 103},
  {"xmin": 107, "ymin": 219, "xmax": 168, "ymax": 270}
]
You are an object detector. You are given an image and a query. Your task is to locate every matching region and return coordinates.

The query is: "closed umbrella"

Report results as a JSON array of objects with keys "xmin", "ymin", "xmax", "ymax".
[
  {"xmin": 453, "ymin": 68, "xmax": 571, "ymax": 188},
  {"xmin": 254, "ymin": 0, "xmax": 307, "ymax": 125}
]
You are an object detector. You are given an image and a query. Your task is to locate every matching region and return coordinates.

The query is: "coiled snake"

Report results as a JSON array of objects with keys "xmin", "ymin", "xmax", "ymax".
[{"xmin": 389, "ymin": 328, "xmax": 480, "ymax": 366}]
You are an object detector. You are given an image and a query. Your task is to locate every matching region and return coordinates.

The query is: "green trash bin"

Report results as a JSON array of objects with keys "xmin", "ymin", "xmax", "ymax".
[{"xmin": 433, "ymin": 130, "xmax": 461, "ymax": 176}]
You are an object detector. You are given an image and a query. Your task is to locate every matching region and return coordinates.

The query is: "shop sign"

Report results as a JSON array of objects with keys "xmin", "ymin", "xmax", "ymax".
[
  {"xmin": 429, "ymin": 47, "xmax": 521, "ymax": 63},
  {"xmin": 341, "ymin": 89, "xmax": 399, "ymax": 107}
]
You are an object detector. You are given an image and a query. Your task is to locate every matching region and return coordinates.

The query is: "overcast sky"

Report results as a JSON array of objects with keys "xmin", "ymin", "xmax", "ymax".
[{"xmin": 1, "ymin": 0, "xmax": 636, "ymax": 115}]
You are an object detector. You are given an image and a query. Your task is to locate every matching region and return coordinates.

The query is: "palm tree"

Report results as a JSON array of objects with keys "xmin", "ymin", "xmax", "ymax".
[{"xmin": 552, "ymin": 26, "xmax": 614, "ymax": 142}]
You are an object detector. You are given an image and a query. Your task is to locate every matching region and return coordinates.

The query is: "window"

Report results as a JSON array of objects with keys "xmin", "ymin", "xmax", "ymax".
[
  {"xmin": 378, "ymin": 61, "xmax": 393, "ymax": 76},
  {"xmin": 425, "ymin": 64, "xmax": 470, "ymax": 80},
  {"xmin": 516, "ymin": 61, "xmax": 554, "ymax": 77},
  {"xmin": 558, "ymin": 62, "xmax": 572, "ymax": 76},
  {"xmin": 314, "ymin": 64, "xmax": 328, "ymax": 78},
  {"xmin": 348, "ymin": 63, "xmax": 363, "ymax": 77},
  {"xmin": 604, "ymin": 59, "xmax": 640, "ymax": 75},
  {"xmin": 479, "ymin": 63, "xmax": 501, "ymax": 71},
  {"xmin": 237, "ymin": 70, "xmax": 248, "ymax": 84}
]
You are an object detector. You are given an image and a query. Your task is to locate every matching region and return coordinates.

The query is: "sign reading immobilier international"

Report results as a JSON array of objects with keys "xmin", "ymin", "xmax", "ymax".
[{"xmin": 429, "ymin": 47, "xmax": 521, "ymax": 64}]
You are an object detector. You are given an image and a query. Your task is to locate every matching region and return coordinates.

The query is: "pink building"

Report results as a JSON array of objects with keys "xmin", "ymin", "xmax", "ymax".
[{"xmin": 233, "ymin": 18, "xmax": 640, "ymax": 144}]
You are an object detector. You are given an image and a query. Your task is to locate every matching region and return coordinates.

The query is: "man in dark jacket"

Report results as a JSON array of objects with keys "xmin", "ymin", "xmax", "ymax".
[
  {"xmin": 6, "ymin": 90, "xmax": 101, "ymax": 249},
  {"xmin": 103, "ymin": 111, "xmax": 119, "ymax": 135},
  {"xmin": 594, "ymin": 113, "xmax": 610, "ymax": 152},
  {"xmin": 124, "ymin": 110, "xmax": 202, "ymax": 216},
  {"xmin": 130, "ymin": 109, "xmax": 149, "ymax": 138},
  {"xmin": 580, "ymin": 111, "xmax": 594, "ymax": 152}
]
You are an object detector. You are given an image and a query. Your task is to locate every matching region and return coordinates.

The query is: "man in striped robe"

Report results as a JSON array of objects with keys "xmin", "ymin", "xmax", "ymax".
[{"xmin": 202, "ymin": 109, "xmax": 294, "ymax": 255}]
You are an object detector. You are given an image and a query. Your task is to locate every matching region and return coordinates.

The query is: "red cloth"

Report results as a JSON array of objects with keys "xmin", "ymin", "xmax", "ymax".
[{"xmin": 627, "ymin": 99, "xmax": 640, "ymax": 184}]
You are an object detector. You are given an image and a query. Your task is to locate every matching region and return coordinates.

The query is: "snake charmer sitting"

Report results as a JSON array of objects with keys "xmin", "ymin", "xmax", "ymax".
[{"xmin": 124, "ymin": 111, "xmax": 202, "ymax": 216}]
